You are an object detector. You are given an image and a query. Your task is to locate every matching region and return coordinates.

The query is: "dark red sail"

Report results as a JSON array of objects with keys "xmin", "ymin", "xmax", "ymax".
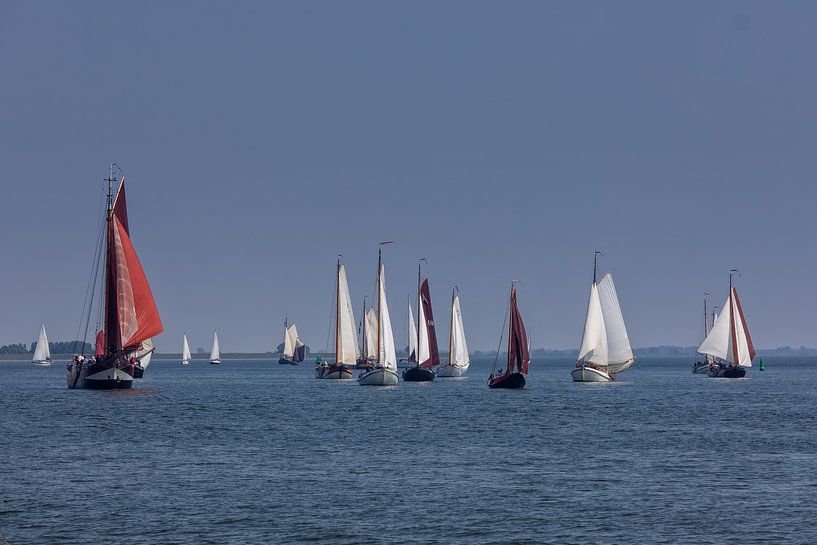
[
  {"xmin": 419, "ymin": 278, "xmax": 440, "ymax": 368},
  {"xmin": 103, "ymin": 179, "xmax": 163, "ymax": 353},
  {"xmin": 507, "ymin": 288, "xmax": 529, "ymax": 375}
]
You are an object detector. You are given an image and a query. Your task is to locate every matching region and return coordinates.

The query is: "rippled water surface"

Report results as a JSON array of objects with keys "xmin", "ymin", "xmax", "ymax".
[{"xmin": 2, "ymin": 357, "xmax": 816, "ymax": 544}]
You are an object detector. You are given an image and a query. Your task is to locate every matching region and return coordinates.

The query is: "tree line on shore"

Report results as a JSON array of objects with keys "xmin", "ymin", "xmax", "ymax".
[{"xmin": 0, "ymin": 341, "xmax": 93, "ymax": 355}]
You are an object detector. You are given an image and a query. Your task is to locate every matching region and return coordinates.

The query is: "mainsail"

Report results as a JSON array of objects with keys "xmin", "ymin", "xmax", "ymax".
[
  {"xmin": 103, "ymin": 180, "xmax": 163, "ymax": 355},
  {"xmin": 417, "ymin": 279, "xmax": 440, "ymax": 368},
  {"xmin": 364, "ymin": 307, "xmax": 378, "ymax": 359},
  {"xmin": 335, "ymin": 263, "xmax": 359, "ymax": 365},
  {"xmin": 182, "ymin": 334, "xmax": 191, "ymax": 363},
  {"xmin": 507, "ymin": 287, "xmax": 530, "ymax": 374},
  {"xmin": 407, "ymin": 303, "xmax": 417, "ymax": 362},
  {"xmin": 698, "ymin": 287, "xmax": 755, "ymax": 367},
  {"xmin": 377, "ymin": 264, "xmax": 397, "ymax": 370},
  {"xmin": 577, "ymin": 273, "xmax": 633, "ymax": 372},
  {"xmin": 450, "ymin": 294, "xmax": 470, "ymax": 369},
  {"xmin": 210, "ymin": 330, "xmax": 221, "ymax": 361},
  {"xmin": 32, "ymin": 323, "xmax": 51, "ymax": 362}
]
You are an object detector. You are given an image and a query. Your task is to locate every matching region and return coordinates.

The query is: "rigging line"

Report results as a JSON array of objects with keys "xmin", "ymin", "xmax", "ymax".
[
  {"xmin": 73, "ymin": 186, "xmax": 107, "ymax": 355},
  {"xmin": 490, "ymin": 299, "xmax": 510, "ymax": 376}
]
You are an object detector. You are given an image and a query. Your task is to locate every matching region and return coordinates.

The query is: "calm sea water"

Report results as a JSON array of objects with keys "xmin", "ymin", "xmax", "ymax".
[{"xmin": 1, "ymin": 356, "xmax": 816, "ymax": 544}]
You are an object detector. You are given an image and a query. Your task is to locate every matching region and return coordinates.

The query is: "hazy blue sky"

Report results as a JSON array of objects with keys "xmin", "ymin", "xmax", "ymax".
[{"xmin": 1, "ymin": 1, "xmax": 815, "ymax": 352}]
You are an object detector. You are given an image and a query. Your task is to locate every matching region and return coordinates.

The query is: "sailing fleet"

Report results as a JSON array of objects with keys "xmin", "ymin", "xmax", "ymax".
[{"xmin": 42, "ymin": 166, "xmax": 762, "ymax": 390}]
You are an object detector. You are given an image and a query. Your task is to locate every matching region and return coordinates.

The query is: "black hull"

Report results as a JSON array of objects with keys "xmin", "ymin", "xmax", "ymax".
[
  {"xmin": 708, "ymin": 365, "xmax": 747, "ymax": 378},
  {"xmin": 132, "ymin": 365, "xmax": 145, "ymax": 379},
  {"xmin": 488, "ymin": 372, "xmax": 526, "ymax": 389},
  {"xmin": 402, "ymin": 366, "xmax": 435, "ymax": 381},
  {"xmin": 83, "ymin": 377, "xmax": 133, "ymax": 389},
  {"xmin": 67, "ymin": 354, "xmax": 135, "ymax": 390},
  {"xmin": 278, "ymin": 357, "xmax": 300, "ymax": 366}
]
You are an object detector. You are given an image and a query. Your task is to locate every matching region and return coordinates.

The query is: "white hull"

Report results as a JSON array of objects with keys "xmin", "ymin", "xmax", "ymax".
[
  {"xmin": 358, "ymin": 367, "xmax": 399, "ymax": 386},
  {"xmin": 571, "ymin": 365, "xmax": 614, "ymax": 382},
  {"xmin": 33, "ymin": 360, "xmax": 53, "ymax": 366},
  {"xmin": 210, "ymin": 359, "xmax": 221, "ymax": 364},
  {"xmin": 315, "ymin": 365, "xmax": 354, "ymax": 380},
  {"xmin": 435, "ymin": 365, "xmax": 466, "ymax": 378},
  {"xmin": 182, "ymin": 361, "xmax": 190, "ymax": 366}
]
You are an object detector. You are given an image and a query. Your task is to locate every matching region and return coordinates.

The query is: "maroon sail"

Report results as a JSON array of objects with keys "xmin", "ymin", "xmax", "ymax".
[
  {"xmin": 103, "ymin": 179, "xmax": 163, "ymax": 354},
  {"xmin": 507, "ymin": 288, "xmax": 529, "ymax": 375},
  {"xmin": 419, "ymin": 278, "xmax": 440, "ymax": 368}
]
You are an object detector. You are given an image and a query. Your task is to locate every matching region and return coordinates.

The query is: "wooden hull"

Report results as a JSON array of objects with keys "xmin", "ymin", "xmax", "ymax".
[
  {"xmin": 315, "ymin": 365, "xmax": 354, "ymax": 380},
  {"xmin": 358, "ymin": 367, "xmax": 399, "ymax": 386},
  {"xmin": 436, "ymin": 364, "xmax": 466, "ymax": 378},
  {"xmin": 279, "ymin": 357, "xmax": 300, "ymax": 366},
  {"xmin": 571, "ymin": 365, "xmax": 614, "ymax": 382},
  {"xmin": 132, "ymin": 364, "xmax": 145, "ymax": 378},
  {"xmin": 488, "ymin": 372, "xmax": 525, "ymax": 389},
  {"xmin": 67, "ymin": 355, "xmax": 134, "ymax": 390},
  {"xmin": 692, "ymin": 361, "xmax": 709, "ymax": 374}
]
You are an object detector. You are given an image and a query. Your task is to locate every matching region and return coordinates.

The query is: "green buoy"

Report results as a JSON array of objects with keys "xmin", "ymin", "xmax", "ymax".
[{"xmin": 759, "ymin": 358, "xmax": 765, "ymax": 371}]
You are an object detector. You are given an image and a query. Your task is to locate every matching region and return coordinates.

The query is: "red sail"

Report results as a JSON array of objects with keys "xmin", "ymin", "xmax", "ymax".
[
  {"xmin": 104, "ymin": 180, "xmax": 163, "ymax": 352},
  {"xmin": 95, "ymin": 330, "xmax": 105, "ymax": 357},
  {"xmin": 732, "ymin": 287, "xmax": 756, "ymax": 361},
  {"xmin": 419, "ymin": 278, "xmax": 440, "ymax": 368},
  {"xmin": 507, "ymin": 288, "xmax": 530, "ymax": 375}
]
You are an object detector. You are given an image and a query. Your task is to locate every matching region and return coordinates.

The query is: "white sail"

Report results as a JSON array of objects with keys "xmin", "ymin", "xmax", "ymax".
[
  {"xmin": 137, "ymin": 338, "xmax": 154, "ymax": 370},
  {"xmin": 283, "ymin": 323, "xmax": 296, "ymax": 358},
  {"xmin": 417, "ymin": 300, "xmax": 430, "ymax": 363},
  {"xmin": 451, "ymin": 294, "xmax": 470, "ymax": 368},
  {"xmin": 578, "ymin": 283, "xmax": 608, "ymax": 366},
  {"xmin": 210, "ymin": 330, "xmax": 220, "ymax": 361},
  {"xmin": 408, "ymin": 303, "xmax": 418, "ymax": 360},
  {"xmin": 698, "ymin": 289, "xmax": 754, "ymax": 367},
  {"xmin": 365, "ymin": 307, "xmax": 378, "ymax": 359},
  {"xmin": 597, "ymin": 273, "xmax": 634, "ymax": 373},
  {"xmin": 377, "ymin": 264, "xmax": 397, "ymax": 370},
  {"xmin": 336, "ymin": 264, "xmax": 359, "ymax": 364},
  {"xmin": 182, "ymin": 335, "xmax": 191, "ymax": 363},
  {"xmin": 33, "ymin": 323, "xmax": 50, "ymax": 362}
]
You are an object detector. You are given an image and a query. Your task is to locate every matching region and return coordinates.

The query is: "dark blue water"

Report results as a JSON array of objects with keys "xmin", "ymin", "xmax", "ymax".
[{"xmin": 2, "ymin": 357, "xmax": 816, "ymax": 544}]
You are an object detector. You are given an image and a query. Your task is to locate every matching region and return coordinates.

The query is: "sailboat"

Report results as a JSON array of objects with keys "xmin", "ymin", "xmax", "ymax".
[
  {"xmin": 357, "ymin": 305, "xmax": 378, "ymax": 369},
  {"xmin": 131, "ymin": 338, "xmax": 155, "ymax": 378},
  {"xmin": 488, "ymin": 282, "xmax": 529, "ymax": 389},
  {"xmin": 572, "ymin": 253, "xmax": 635, "ymax": 383},
  {"xmin": 403, "ymin": 260, "xmax": 438, "ymax": 381},
  {"xmin": 358, "ymin": 243, "xmax": 399, "ymax": 386},
  {"xmin": 209, "ymin": 330, "xmax": 221, "ymax": 364},
  {"xmin": 316, "ymin": 257, "xmax": 356, "ymax": 379},
  {"xmin": 698, "ymin": 270, "xmax": 755, "ymax": 378},
  {"xmin": 436, "ymin": 288, "xmax": 470, "ymax": 378},
  {"xmin": 32, "ymin": 323, "xmax": 52, "ymax": 366},
  {"xmin": 181, "ymin": 334, "xmax": 191, "ymax": 365},
  {"xmin": 278, "ymin": 317, "xmax": 306, "ymax": 365},
  {"xmin": 397, "ymin": 300, "xmax": 417, "ymax": 368},
  {"xmin": 67, "ymin": 168, "xmax": 164, "ymax": 389},
  {"xmin": 692, "ymin": 294, "xmax": 713, "ymax": 374}
]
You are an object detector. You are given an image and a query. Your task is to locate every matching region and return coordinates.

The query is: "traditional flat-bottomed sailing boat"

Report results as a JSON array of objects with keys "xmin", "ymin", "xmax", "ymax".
[
  {"xmin": 403, "ymin": 260, "xmax": 438, "ymax": 382},
  {"xmin": 278, "ymin": 317, "xmax": 305, "ymax": 365},
  {"xmin": 316, "ymin": 257, "xmax": 357, "ymax": 379},
  {"xmin": 358, "ymin": 243, "xmax": 399, "ymax": 386},
  {"xmin": 488, "ymin": 282, "xmax": 529, "ymax": 389}
]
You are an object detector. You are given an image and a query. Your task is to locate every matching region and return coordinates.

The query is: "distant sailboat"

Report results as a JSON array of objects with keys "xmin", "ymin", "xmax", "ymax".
[
  {"xmin": 488, "ymin": 282, "xmax": 529, "ymax": 389},
  {"xmin": 182, "ymin": 334, "xmax": 191, "ymax": 365},
  {"xmin": 698, "ymin": 270, "xmax": 755, "ymax": 378},
  {"xmin": 316, "ymin": 257, "xmax": 356, "ymax": 379},
  {"xmin": 693, "ymin": 294, "xmax": 713, "ymax": 374},
  {"xmin": 67, "ymin": 168, "xmax": 164, "ymax": 389},
  {"xmin": 209, "ymin": 330, "xmax": 221, "ymax": 364},
  {"xmin": 131, "ymin": 338, "xmax": 155, "ymax": 378},
  {"xmin": 572, "ymin": 253, "xmax": 635, "ymax": 383},
  {"xmin": 32, "ymin": 323, "xmax": 52, "ymax": 366},
  {"xmin": 278, "ymin": 317, "xmax": 305, "ymax": 365},
  {"xmin": 358, "ymin": 243, "xmax": 399, "ymax": 386},
  {"xmin": 357, "ymin": 305, "xmax": 378, "ymax": 369},
  {"xmin": 397, "ymin": 300, "xmax": 418, "ymax": 368},
  {"xmin": 404, "ymin": 260, "xmax": 438, "ymax": 382},
  {"xmin": 436, "ymin": 288, "xmax": 470, "ymax": 378}
]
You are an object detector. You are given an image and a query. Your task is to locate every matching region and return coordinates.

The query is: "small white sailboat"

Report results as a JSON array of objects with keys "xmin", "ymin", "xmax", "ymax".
[
  {"xmin": 32, "ymin": 323, "xmax": 52, "ymax": 366},
  {"xmin": 397, "ymin": 301, "xmax": 418, "ymax": 368},
  {"xmin": 316, "ymin": 257, "xmax": 357, "ymax": 379},
  {"xmin": 182, "ymin": 334, "xmax": 191, "ymax": 365},
  {"xmin": 358, "ymin": 243, "xmax": 399, "ymax": 386},
  {"xmin": 436, "ymin": 288, "xmax": 470, "ymax": 378},
  {"xmin": 278, "ymin": 318, "xmax": 306, "ymax": 365},
  {"xmin": 698, "ymin": 270, "xmax": 755, "ymax": 378},
  {"xmin": 572, "ymin": 253, "xmax": 635, "ymax": 383},
  {"xmin": 209, "ymin": 330, "xmax": 221, "ymax": 364}
]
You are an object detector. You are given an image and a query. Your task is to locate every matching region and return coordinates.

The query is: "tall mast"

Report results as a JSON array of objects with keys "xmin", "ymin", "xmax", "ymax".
[
  {"xmin": 377, "ymin": 247, "xmax": 382, "ymax": 363},
  {"xmin": 417, "ymin": 258, "xmax": 426, "ymax": 368},
  {"xmin": 361, "ymin": 296, "xmax": 367, "ymax": 359},
  {"xmin": 335, "ymin": 257, "xmax": 341, "ymax": 365},
  {"xmin": 593, "ymin": 250, "xmax": 602, "ymax": 284},
  {"xmin": 507, "ymin": 282, "xmax": 514, "ymax": 373},
  {"xmin": 449, "ymin": 287, "xmax": 456, "ymax": 365},
  {"xmin": 729, "ymin": 269, "xmax": 739, "ymax": 365},
  {"xmin": 703, "ymin": 292, "xmax": 709, "ymax": 337},
  {"xmin": 102, "ymin": 162, "xmax": 117, "ymax": 356}
]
